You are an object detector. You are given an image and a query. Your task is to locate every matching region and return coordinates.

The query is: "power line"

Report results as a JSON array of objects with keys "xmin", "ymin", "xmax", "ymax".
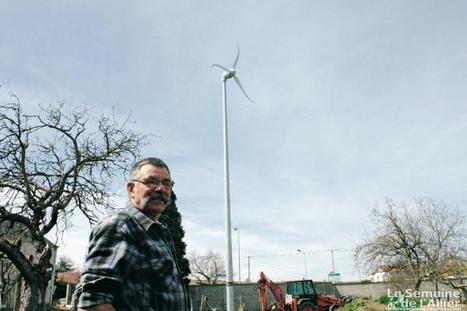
[
  {"xmin": 245, "ymin": 248, "xmax": 352, "ymax": 259},
  {"xmin": 249, "ymin": 257, "xmax": 303, "ymax": 277},
  {"xmin": 243, "ymin": 248, "xmax": 354, "ymax": 281}
]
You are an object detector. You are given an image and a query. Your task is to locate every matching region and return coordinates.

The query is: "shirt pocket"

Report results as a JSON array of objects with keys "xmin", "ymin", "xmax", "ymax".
[
  {"xmin": 129, "ymin": 257, "xmax": 173, "ymax": 281},
  {"xmin": 149, "ymin": 256, "xmax": 174, "ymax": 276}
]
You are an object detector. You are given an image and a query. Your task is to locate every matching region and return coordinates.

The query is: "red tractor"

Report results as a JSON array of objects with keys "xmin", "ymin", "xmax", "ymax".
[{"xmin": 257, "ymin": 272, "xmax": 352, "ymax": 311}]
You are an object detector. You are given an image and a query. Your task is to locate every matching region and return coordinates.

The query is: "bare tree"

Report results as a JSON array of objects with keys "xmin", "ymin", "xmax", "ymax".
[
  {"xmin": 355, "ymin": 198, "xmax": 466, "ymax": 293},
  {"xmin": 0, "ymin": 92, "xmax": 145, "ymax": 310},
  {"xmin": 436, "ymin": 254, "xmax": 467, "ymax": 303},
  {"xmin": 418, "ymin": 200, "xmax": 466, "ymax": 293},
  {"xmin": 189, "ymin": 250, "xmax": 226, "ymax": 285}
]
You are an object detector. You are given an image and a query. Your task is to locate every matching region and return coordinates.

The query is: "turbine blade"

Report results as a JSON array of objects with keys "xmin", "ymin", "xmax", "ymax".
[
  {"xmin": 234, "ymin": 76, "xmax": 255, "ymax": 103},
  {"xmin": 233, "ymin": 45, "xmax": 240, "ymax": 69},
  {"xmin": 212, "ymin": 64, "xmax": 230, "ymax": 71}
]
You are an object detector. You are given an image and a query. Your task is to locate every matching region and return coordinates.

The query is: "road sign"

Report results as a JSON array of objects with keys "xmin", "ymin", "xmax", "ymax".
[{"xmin": 328, "ymin": 271, "xmax": 341, "ymax": 282}]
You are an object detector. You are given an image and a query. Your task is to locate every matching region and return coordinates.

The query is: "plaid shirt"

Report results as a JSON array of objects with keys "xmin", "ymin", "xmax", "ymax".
[{"xmin": 75, "ymin": 203, "xmax": 190, "ymax": 311}]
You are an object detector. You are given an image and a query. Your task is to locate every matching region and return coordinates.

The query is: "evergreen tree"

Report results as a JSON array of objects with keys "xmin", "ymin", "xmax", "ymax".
[
  {"xmin": 55, "ymin": 256, "xmax": 75, "ymax": 273},
  {"xmin": 160, "ymin": 192, "xmax": 191, "ymax": 286}
]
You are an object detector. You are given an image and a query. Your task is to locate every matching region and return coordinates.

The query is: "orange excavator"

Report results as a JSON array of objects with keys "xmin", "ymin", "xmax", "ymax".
[{"xmin": 257, "ymin": 272, "xmax": 352, "ymax": 311}]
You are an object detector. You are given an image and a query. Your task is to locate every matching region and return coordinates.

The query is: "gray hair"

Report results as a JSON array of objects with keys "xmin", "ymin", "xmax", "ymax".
[{"xmin": 129, "ymin": 157, "xmax": 171, "ymax": 179}]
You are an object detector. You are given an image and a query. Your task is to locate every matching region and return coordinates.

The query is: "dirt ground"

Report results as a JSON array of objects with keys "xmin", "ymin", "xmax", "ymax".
[{"xmin": 359, "ymin": 299, "xmax": 387, "ymax": 311}]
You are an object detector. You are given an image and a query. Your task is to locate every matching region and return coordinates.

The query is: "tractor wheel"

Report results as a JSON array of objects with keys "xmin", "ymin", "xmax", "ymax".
[
  {"xmin": 299, "ymin": 302, "xmax": 314, "ymax": 311},
  {"xmin": 328, "ymin": 305, "xmax": 337, "ymax": 311},
  {"xmin": 340, "ymin": 295, "xmax": 353, "ymax": 303}
]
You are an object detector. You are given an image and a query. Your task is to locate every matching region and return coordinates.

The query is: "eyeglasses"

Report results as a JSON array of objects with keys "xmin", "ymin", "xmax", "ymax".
[{"xmin": 132, "ymin": 177, "xmax": 175, "ymax": 189}]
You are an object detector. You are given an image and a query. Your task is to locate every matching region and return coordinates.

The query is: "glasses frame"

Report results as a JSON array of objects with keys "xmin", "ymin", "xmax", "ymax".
[{"xmin": 131, "ymin": 177, "xmax": 175, "ymax": 189}]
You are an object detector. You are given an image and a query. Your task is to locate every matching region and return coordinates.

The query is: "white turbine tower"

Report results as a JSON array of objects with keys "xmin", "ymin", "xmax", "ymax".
[{"xmin": 212, "ymin": 46, "xmax": 254, "ymax": 311}]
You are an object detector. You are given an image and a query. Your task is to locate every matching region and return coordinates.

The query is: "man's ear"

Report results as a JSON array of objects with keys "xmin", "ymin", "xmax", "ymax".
[{"xmin": 127, "ymin": 181, "xmax": 134, "ymax": 196}]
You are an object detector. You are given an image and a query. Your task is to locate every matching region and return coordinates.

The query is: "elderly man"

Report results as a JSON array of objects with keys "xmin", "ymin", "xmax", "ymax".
[{"xmin": 75, "ymin": 157, "xmax": 190, "ymax": 311}]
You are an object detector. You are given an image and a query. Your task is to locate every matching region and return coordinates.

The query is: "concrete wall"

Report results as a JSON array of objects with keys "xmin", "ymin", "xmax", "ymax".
[{"xmin": 335, "ymin": 281, "xmax": 388, "ymax": 298}]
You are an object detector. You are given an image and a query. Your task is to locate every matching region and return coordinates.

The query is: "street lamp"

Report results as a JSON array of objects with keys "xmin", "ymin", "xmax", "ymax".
[
  {"xmin": 297, "ymin": 249, "xmax": 308, "ymax": 279},
  {"xmin": 234, "ymin": 227, "xmax": 241, "ymax": 283}
]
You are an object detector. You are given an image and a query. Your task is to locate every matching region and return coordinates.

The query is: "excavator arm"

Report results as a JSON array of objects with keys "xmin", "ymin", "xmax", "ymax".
[{"xmin": 257, "ymin": 272, "xmax": 289, "ymax": 311}]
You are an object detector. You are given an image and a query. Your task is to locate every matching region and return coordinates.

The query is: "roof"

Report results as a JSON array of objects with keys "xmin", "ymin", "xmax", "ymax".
[{"xmin": 56, "ymin": 272, "xmax": 81, "ymax": 285}]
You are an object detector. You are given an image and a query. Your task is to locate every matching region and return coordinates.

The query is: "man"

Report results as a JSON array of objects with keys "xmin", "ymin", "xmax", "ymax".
[{"xmin": 75, "ymin": 157, "xmax": 190, "ymax": 311}]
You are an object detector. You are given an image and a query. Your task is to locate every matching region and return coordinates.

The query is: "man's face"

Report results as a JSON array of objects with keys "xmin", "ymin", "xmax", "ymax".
[{"xmin": 127, "ymin": 164, "xmax": 172, "ymax": 221}]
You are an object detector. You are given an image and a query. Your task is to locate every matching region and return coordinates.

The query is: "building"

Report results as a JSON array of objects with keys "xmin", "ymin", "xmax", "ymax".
[
  {"xmin": 0, "ymin": 222, "xmax": 58, "ymax": 310},
  {"xmin": 55, "ymin": 272, "xmax": 80, "ymax": 309}
]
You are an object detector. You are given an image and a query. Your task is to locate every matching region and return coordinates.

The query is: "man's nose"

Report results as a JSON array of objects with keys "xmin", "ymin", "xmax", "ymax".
[{"xmin": 153, "ymin": 182, "xmax": 165, "ymax": 191}]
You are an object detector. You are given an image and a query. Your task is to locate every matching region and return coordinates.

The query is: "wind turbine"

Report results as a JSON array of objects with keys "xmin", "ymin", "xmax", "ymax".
[{"xmin": 212, "ymin": 46, "xmax": 254, "ymax": 311}]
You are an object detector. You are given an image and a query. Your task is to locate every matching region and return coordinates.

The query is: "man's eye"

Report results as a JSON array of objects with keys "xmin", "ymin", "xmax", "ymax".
[{"xmin": 145, "ymin": 178, "xmax": 159, "ymax": 184}]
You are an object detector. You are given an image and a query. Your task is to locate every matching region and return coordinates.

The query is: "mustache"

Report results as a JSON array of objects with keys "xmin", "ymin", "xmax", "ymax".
[{"xmin": 142, "ymin": 192, "xmax": 170, "ymax": 205}]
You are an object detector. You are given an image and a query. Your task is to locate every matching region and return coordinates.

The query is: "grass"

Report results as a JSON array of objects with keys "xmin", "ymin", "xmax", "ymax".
[
  {"xmin": 338, "ymin": 298, "xmax": 364, "ymax": 311},
  {"xmin": 378, "ymin": 294, "xmax": 429, "ymax": 311}
]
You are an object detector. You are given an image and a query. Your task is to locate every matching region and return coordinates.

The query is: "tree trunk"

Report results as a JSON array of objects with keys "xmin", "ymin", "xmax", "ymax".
[
  {"xmin": 440, "ymin": 279, "xmax": 467, "ymax": 304},
  {"xmin": 18, "ymin": 276, "xmax": 47, "ymax": 311},
  {"xmin": 13, "ymin": 274, "xmax": 22, "ymax": 311},
  {"xmin": 414, "ymin": 278, "xmax": 422, "ymax": 291},
  {"xmin": 459, "ymin": 288, "xmax": 467, "ymax": 304},
  {"xmin": 19, "ymin": 280, "xmax": 36, "ymax": 311}
]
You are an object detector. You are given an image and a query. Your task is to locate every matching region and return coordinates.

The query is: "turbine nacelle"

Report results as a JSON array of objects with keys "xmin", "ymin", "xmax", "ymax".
[{"xmin": 222, "ymin": 70, "xmax": 236, "ymax": 80}]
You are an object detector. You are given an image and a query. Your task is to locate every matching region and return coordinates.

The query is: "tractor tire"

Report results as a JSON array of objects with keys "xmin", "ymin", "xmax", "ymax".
[
  {"xmin": 299, "ymin": 302, "xmax": 315, "ymax": 311},
  {"xmin": 328, "ymin": 305, "xmax": 337, "ymax": 311},
  {"xmin": 340, "ymin": 295, "xmax": 353, "ymax": 303}
]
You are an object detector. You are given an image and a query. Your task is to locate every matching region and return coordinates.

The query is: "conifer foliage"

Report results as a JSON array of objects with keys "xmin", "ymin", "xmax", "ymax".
[{"xmin": 160, "ymin": 192, "xmax": 191, "ymax": 286}]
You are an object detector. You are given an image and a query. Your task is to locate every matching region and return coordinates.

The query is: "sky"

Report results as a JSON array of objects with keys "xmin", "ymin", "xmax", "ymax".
[{"xmin": 1, "ymin": 0, "xmax": 467, "ymax": 282}]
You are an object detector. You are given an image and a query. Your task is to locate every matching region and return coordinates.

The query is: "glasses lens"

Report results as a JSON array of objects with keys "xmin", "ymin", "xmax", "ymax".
[{"xmin": 161, "ymin": 179, "xmax": 174, "ymax": 187}]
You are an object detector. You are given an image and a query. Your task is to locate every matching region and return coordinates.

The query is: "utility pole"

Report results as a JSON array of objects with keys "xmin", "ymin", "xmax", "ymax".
[
  {"xmin": 297, "ymin": 249, "xmax": 308, "ymax": 279},
  {"xmin": 329, "ymin": 248, "xmax": 340, "ymax": 272},
  {"xmin": 234, "ymin": 227, "xmax": 241, "ymax": 283},
  {"xmin": 330, "ymin": 249, "xmax": 335, "ymax": 272},
  {"xmin": 247, "ymin": 256, "xmax": 251, "ymax": 282}
]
